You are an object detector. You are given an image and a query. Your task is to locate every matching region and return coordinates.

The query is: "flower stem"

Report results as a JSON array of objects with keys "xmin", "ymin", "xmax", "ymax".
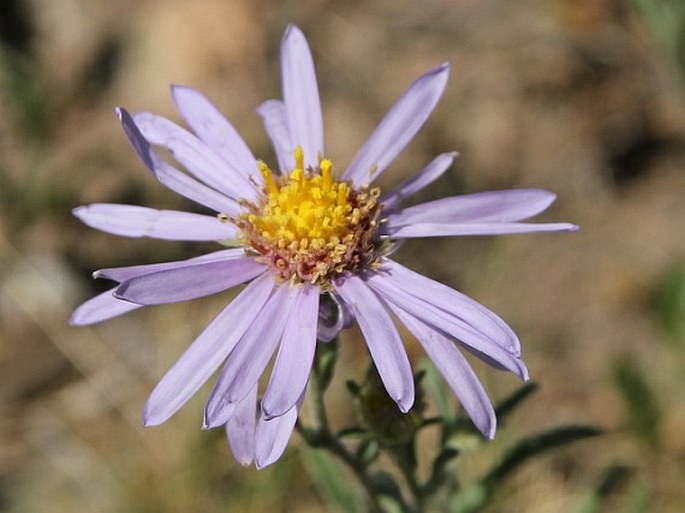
[{"xmin": 297, "ymin": 342, "xmax": 387, "ymax": 513}]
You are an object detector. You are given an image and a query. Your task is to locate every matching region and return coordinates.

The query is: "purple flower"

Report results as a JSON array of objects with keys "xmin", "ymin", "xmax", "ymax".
[{"xmin": 71, "ymin": 25, "xmax": 577, "ymax": 468}]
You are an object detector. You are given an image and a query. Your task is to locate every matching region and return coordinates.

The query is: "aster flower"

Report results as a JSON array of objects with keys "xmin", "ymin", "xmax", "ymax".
[{"xmin": 71, "ymin": 25, "xmax": 577, "ymax": 468}]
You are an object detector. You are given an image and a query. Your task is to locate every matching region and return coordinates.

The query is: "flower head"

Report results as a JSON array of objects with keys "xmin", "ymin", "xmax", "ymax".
[{"xmin": 71, "ymin": 25, "xmax": 577, "ymax": 468}]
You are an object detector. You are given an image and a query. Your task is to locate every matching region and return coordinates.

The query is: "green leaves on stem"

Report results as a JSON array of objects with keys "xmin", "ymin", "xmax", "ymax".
[{"xmin": 299, "ymin": 348, "xmax": 604, "ymax": 513}]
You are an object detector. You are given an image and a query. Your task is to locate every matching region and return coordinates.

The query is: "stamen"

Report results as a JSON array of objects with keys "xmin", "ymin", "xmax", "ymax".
[
  {"xmin": 321, "ymin": 159, "xmax": 333, "ymax": 192},
  {"xmin": 259, "ymin": 161, "xmax": 279, "ymax": 195},
  {"xmin": 294, "ymin": 146, "xmax": 304, "ymax": 172},
  {"xmin": 237, "ymin": 148, "xmax": 381, "ymax": 286}
]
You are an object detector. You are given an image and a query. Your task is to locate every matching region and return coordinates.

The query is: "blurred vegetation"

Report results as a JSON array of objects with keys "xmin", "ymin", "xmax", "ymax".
[{"xmin": 1, "ymin": 0, "xmax": 685, "ymax": 512}]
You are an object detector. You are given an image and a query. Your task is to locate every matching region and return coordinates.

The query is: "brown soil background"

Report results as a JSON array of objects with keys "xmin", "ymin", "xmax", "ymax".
[{"xmin": 1, "ymin": 0, "xmax": 684, "ymax": 511}]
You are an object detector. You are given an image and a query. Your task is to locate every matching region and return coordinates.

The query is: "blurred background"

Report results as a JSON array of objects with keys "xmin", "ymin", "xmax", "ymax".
[{"xmin": 1, "ymin": 0, "xmax": 684, "ymax": 511}]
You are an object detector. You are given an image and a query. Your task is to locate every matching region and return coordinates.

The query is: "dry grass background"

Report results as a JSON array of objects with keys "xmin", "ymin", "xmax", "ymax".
[{"xmin": 1, "ymin": 0, "xmax": 684, "ymax": 511}]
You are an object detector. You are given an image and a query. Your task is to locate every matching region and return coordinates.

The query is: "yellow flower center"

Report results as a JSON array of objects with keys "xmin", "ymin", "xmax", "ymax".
[{"xmin": 235, "ymin": 147, "xmax": 381, "ymax": 285}]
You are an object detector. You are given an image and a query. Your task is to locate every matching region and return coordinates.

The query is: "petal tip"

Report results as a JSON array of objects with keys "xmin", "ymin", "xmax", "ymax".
[
  {"xmin": 283, "ymin": 23, "xmax": 303, "ymax": 40},
  {"xmin": 397, "ymin": 393, "xmax": 415, "ymax": 414},
  {"xmin": 68, "ymin": 312, "xmax": 83, "ymax": 327},
  {"xmin": 141, "ymin": 408, "xmax": 162, "ymax": 428}
]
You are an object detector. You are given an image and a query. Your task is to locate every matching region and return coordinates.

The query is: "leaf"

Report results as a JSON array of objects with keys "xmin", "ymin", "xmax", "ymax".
[
  {"xmin": 495, "ymin": 381, "xmax": 539, "ymax": 420},
  {"xmin": 482, "ymin": 425, "xmax": 603, "ymax": 490},
  {"xmin": 571, "ymin": 464, "xmax": 633, "ymax": 513},
  {"xmin": 301, "ymin": 449, "xmax": 362, "ymax": 513},
  {"xmin": 356, "ymin": 439, "xmax": 380, "ymax": 468},
  {"xmin": 611, "ymin": 358, "xmax": 662, "ymax": 447},
  {"xmin": 653, "ymin": 260, "xmax": 685, "ymax": 344},
  {"xmin": 369, "ymin": 471, "xmax": 410, "ymax": 513}
]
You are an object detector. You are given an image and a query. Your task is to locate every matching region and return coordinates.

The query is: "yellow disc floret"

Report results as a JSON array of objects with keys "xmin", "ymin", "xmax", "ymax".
[{"xmin": 235, "ymin": 147, "xmax": 381, "ymax": 285}]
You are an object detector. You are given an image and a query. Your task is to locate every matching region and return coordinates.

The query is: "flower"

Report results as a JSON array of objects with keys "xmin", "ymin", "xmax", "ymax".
[{"xmin": 71, "ymin": 25, "xmax": 577, "ymax": 468}]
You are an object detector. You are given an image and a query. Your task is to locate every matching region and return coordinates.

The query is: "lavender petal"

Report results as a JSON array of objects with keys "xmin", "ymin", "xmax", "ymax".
[
  {"xmin": 317, "ymin": 292, "xmax": 354, "ymax": 343},
  {"xmin": 380, "ymin": 152, "xmax": 457, "ymax": 210},
  {"xmin": 96, "ymin": 249, "xmax": 244, "ymax": 283},
  {"xmin": 114, "ymin": 257, "xmax": 266, "ymax": 305},
  {"xmin": 255, "ymin": 394, "xmax": 302, "ymax": 469},
  {"xmin": 374, "ymin": 260, "xmax": 520, "ymax": 354},
  {"xmin": 281, "ymin": 24, "xmax": 324, "ymax": 168},
  {"xmin": 70, "ymin": 289, "xmax": 142, "ymax": 326},
  {"xmin": 133, "ymin": 112, "xmax": 257, "ymax": 202},
  {"xmin": 388, "ymin": 189, "xmax": 559, "ymax": 225},
  {"xmin": 203, "ymin": 284, "xmax": 292, "ymax": 428},
  {"xmin": 335, "ymin": 276, "xmax": 414, "ymax": 413},
  {"xmin": 171, "ymin": 85, "xmax": 261, "ymax": 185},
  {"xmin": 116, "ymin": 107, "xmax": 240, "ymax": 216},
  {"xmin": 261, "ymin": 284, "xmax": 319, "ymax": 419},
  {"xmin": 386, "ymin": 221, "xmax": 579, "ymax": 238},
  {"xmin": 226, "ymin": 383, "xmax": 258, "ymax": 467},
  {"xmin": 390, "ymin": 305, "xmax": 497, "ymax": 439},
  {"xmin": 73, "ymin": 204, "xmax": 237, "ymax": 241},
  {"xmin": 342, "ymin": 63, "xmax": 450, "ymax": 187},
  {"xmin": 142, "ymin": 273, "xmax": 274, "ymax": 426},
  {"xmin": 366, "ymin": 262, "xmax": 528, "ymax": 379},
  {"xmin": 255, "ymin": 99, "xmax": 294, "ymax": 173}
]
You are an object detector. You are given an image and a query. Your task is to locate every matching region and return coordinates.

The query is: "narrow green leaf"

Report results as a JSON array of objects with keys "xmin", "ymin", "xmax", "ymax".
[
  {"xmin": 369, "ymin": 471, "xmax": 410, "ymax": 513},
  {"xmin": 483, "ymin": 425, "xmax": 603, "ymax": 489},
  {"xmin": 571, "ymin": 464, "xmax": 633, "ymax": 513},
  {"xmin": 653, "ymin": 261, "xmax": 685, "ymax": 344},
  {"xmin": 495, "ymin": 382, "xmax": 539, "ymax": 420},
  {"xmin": 611, "ymin": 358, "xmax": 662, "ymax": 447},
  {"xmin": 356, "ymin": 439, "xmax": 380, "ymax": 468},
  {"xmin": 301, "ymin": 449, "xmax": 362, "ymax": 513}
]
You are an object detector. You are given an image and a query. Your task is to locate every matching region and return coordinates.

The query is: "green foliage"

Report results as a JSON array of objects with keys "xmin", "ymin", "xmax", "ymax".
[
  {"xmin": 653, "ymin": 260, "xmax": 685, "ymax": 345},
  {"xmin": 453, "ymin": 426, "xmax": 603, "ymax": 513},
  {"xmin": 0, "ymin": 47, "xmax": 50, "ymax": 142},
  {"xmin": 612, "ymin": 357, "xmax": 662, "ymax": 447},
  {"xmin": 630, "ymin": 0, "xmax": 685, "ymax": 81},
  {"xmin": 302, "ymin": 349, "xmax": 605, "ymax": 513},
  {"xmin": 301, "ymin": 450, "xmax": 362, "ymax": 513}
]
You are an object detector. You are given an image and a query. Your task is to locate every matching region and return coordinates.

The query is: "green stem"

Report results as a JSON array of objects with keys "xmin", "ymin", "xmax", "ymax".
[
  {"xmin": 297, "ymin": 343, "xmax": 387, "ymax": 513},
  {"xmin": 391, "ymin": 440, "xmax": 423, "ymax": 509}
]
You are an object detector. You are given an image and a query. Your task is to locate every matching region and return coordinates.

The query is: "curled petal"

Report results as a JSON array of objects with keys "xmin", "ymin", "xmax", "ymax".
[
  {"xmin": 255, "ymin": 393, "xmax": 303, "ymax": 469},
  {"xmin": 116, "ymin": 107, "xmax": 240, "ymax": 216},
  {"xmin": 335, "ymin": 275, "xmax": 414, "ymax": 413},
  {"xmin": 261, "ymin": 284, "xmax": 319, "ymax": 418},
  {"xmin": 115, "ymin": 257, "xmax": 266, "ymax": 305},
  {"xmin": 73, "ymin": 204, "xmax": 237, "ymax": 241},
  {"xmin": 132, "ymin": 112, "xmax": 257, "ymax": 202},
  {"xmin": 171, "ymin": 85, "xmax": 261, "ymax": 185},
  {"xmin": 70, "ymin": 289, "xmax": 142, "ymax": 326},
  {"xmin": 317, "ymin": 292, "xmax": 354, "ymax": 343},
  {"xmin": 342, "ymin": 63, "xmax": 450, "ymax": 187},
  {"xmin": 380, "ymin": 152, "xmax": 458, "ymax": 210},
  {"xmin": 390, "ymin": 305, "xmax": 497, "ymax": 439},
  {"xmin": 281, "ymin": 24, "xmax": 324, "ymax": 168},
  {"xmin": 143, "ymin": 273, "xmax": 274, "ymax": 426}
]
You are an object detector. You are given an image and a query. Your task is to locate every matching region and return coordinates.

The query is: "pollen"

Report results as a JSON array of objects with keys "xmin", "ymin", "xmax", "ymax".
[{"xmin": 236, "ymin": 147, "xmax": 381, "ymax": 285}]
